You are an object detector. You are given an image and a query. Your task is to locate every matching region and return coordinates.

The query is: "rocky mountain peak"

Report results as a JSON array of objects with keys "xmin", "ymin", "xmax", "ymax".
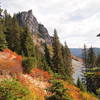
[
  {"xmin": 28, "ymin": 10, "xmax": 32, "ymax": 15},
  {"xmin": 17, "ymin": 10, "xmax": 39, "ymax": 33},
  {"xmin": 16, "ymin": 10, "xmax": 52, "ymax": 45}
]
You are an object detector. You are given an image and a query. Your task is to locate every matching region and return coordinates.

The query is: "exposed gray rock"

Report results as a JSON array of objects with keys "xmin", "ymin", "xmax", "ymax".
[
  {"xmin": 16, "ymin": 10, "xmax": 38, "ymax": 34},
  {"xmin": 38, "ymin": 24, "xmax": 52, "ymax": 45},
  {"xmin": 16, "ymin": 10, "xmax": 52, "ymax": 45}
]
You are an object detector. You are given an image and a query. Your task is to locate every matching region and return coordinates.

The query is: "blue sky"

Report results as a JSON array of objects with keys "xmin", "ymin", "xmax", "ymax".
[{"xmin": 1, "ymin": 0, "xmax": 100, "ymax": 48}]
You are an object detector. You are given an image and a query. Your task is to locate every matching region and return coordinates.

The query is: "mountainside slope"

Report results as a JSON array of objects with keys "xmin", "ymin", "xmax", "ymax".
[
  {"xmin": 0, "ymin": 49, "xmax": 98, "ymax": 100},
  {"xmin": 63, "ymin": 81, "xmax": 98, "ymax": 100}
]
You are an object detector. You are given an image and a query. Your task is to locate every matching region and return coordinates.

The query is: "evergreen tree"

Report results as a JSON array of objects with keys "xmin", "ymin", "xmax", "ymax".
[
  {"xmin": 77, "ymin": 77, "xmax": 81, "ymax": 88},
  {"xmin": 20, "ymin": 26, "xmax": 35, "ymax": 57},
  {"xmin": 0, "ymin": 8, "xmax": 3, "ymax": 17},
  {"xmin": 40, "ymin": 56, "xmax": 50, "ymax": 71},
  {"xmin": 22, "ymin": 57, "xmax": 35, "ymax": 73},
  {"xmin": 11, "ymin": 16, "xmax": 21, "ymax": 53},
  {"xmin": 82, "ymin": 44, "xmax": 88, "ymax": 67},
  {"xmin": 4, "ymin": 15, "xmax": 21, "ymax": 54},
  {"xmin": 64, "ymin": 42, "xmax": 72, "ymax": 79},
  {"xmin": 96, "ymin": 54, "xmax": 100, "ymax": 68},
  {"xmin": 44, "ymin": 43, "xmax": 52, "ymax": 67},
  {"xmin": 0, "ymin": 21, "xmax": 8, "ymax": 50},
  {"xmin": 87, "ymin": 47, "xmax": 96, "ymax": 68},
  {"xmin": 77, "ymin": 77, "xmax": 86, "ymax": 91},
  {"xmin": 46, "ymin": 80, "xmax": 71, "ymax": 100},
  {"xmin": 52, "ymin": 29, "xmax": 65, "ymax": 77},
  {"xmin": 3, "ymin": 10, "xmax": 8, "ymax": 18},
  {"xmin": 82, "ymin": 44, "xmax": 88, "ymax": 85},
  {"xmin": 61, "ymin": 42, "xmax": 72, "ymax": 80},
  {"xmin": 4, "ymin": 13, "xmax": 13, "ymax": 46},
  {"xmin": 82, "ymin": 46, "xmax": 99, "ymax": 94}
]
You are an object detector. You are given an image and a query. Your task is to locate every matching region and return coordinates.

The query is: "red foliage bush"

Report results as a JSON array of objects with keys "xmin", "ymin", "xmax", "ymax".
[
  {"xmin": 3, "ymin": 49, "xmax": 16, "ymax": 55},
  {"xmin": 3, "ymin": 49, "xmax": 22, "ymax": 62},
  {"xmin": 30, "ymin": 68, "xmax": 51, "ymax": 81},
  {"xmin": 16, "ymin": 56, "xmax": 22, "ymax": 62}
]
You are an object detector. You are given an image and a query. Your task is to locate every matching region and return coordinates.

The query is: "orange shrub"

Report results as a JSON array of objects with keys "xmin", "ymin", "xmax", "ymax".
[
  {"xmin": 3, "ymin": 49, "xmax": 22, "ymax": 62},
  {"xmin": 3, "ymin": 49, "xmax": 14, "ymax": 54},
  {"xmin": 30, "ymin": 68, "xmax": 51, "ymax": 81},
  {"xmin": 16, "ymin": 56, "xmax": 22, "ymax": 62}
]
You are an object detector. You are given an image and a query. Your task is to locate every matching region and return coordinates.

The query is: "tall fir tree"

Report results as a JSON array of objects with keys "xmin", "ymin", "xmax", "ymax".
[
  {"xmin": 0, "ymin": 8, "xmax": 3, "ymax": 17},
  {"xmin": 77, "ymin": 77, "xmax": 86, "ymax": 91},
  {"xmin": 4, "ymin": 15, "xmax": 21, "ymax": 54},
  {"xmin": 11, "ymin": 16, "xmax": 21, "ymax": 53},
  {"xmin": 61, "ymin": 42, "xmax": 72, "ymax": 80},
  {"xmin": 82, "ymin": 44, "xmax": 88, "ymax": 84},
  {"xmin": 52, "ymin": 29, "xmax": 65, "ymax": 78},
  {"xmin": 87, "ymin": 47, "xmax": 100, "ymax": 94},
  {"xmin": 87, "ymin": 47, "xmax": 96, "ymax": 68},
  {"xmin": 20, "ymin": 26, "xmax": 35, "ymax": 57},
  {"xmin": 0, "ymin": 20, "xmax": 8, "ymax": 50},
  {"xmin": 82, "ymin": 44, "xmax": 88, "ymax": 67},
  {"xmin": 96, "ymin": 54, "xmax": 100, "ymax": 68},
  {"xmin": 44, "ymin": 43, "xmax": 52, "ymax": 67},
  {"xmin": 82, "ymin": 45, "xmax": 99, "ymax": 94}
]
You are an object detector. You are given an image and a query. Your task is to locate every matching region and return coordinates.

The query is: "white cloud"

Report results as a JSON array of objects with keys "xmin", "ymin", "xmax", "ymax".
[{"xmin": 2, "ymin": 0, "xmax": 100, "ymax": 48}]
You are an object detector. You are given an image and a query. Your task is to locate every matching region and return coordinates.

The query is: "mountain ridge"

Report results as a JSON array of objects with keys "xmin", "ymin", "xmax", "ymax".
[
  {"xmin": 70, "ymin": 48, "xmax": 100, "ymax": 57},
  {"xmin": 16, "ymin": 10, "xmax": 52, "ymax": 46}
]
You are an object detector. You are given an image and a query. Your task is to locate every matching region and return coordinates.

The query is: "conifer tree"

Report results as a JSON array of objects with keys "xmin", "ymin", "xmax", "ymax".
[
  {"xmin": 86, "ymin": 47, "xmax": 100, "ymax": 93},
  {"xmin": 52, "ymin": 29, "xmax": 65, "ymax": 77},
  {"xmin": 0, "ymin": 22, "xmax": 8, "ymax": 50},
  {"xmin": 77, "ymin": 77, "xmax": 86, "ymax": 91},
  {"xmin": 82, "ymin": 46, "xmax": 99, "ymax": 94},
  {"xmin": 44, "ymin": 43, "xmax": 52, "ymax": 67},
  {"xmin": 87, "ymin": 47, "xmax": 96, "ymax": 68},
  {"xmin": 4, "ymin": 13, "xmax": 14, "ymax": 48},
  {"xmin": 61, "ymin": 42, "xmax": 72, "ymax": 80},
  {"xmin": 3, "ymin": 10, "xmax": 8, "ymax": 18},
  {"xmin": 20, "ymin": 26, "xmax": 35, "ymax": 57},
  {"xmin": 96, "ymin": 54, "xmax": 100, "ymax": 67},
  {"xmin": 11, "ymin": 16, "xmax": 21, "ymax": 53},
  {"xmin": 82, "ymin": 44, "xmax": 88, "ymax": 67},
  {"xmin": 4, "ymin": 15, "xmax": 21, "ymax": 53},
  {"xmin": 82, "ymin": 44, "xmax": 88, "ymax": 84},
  {"xmin": 0, "ymin": 8, "xmax": 3, "ymax": 17},
  {"xmin": 46, "ymin": 80, "xmax": 71, "ymax": 100},
  {"xmin": 64, "ymin": 42, "xmax": 72, "ymax": 78}
]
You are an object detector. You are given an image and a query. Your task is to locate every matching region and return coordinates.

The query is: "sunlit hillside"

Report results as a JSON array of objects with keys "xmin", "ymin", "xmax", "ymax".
[{"xmin": 0, "ymin": 49, "xmax": 98, "ymax": 100}]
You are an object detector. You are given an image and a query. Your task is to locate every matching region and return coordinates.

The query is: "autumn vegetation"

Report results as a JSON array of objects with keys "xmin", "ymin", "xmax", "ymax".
[{"xmin": 0, "ymin": 8, "xmax": 99, "ymax": 100}]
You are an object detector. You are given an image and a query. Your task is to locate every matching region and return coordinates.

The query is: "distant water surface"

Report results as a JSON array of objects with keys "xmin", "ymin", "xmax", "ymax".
[{"xmin": 72, "ymin": 59, "xmax": 84, "ymax": 83}]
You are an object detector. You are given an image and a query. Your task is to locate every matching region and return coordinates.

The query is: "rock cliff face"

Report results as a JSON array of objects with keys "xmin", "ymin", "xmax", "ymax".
[
  {"xmin": 38, "ymin": 24, "xmax": 52, "ymax": 45},
  {"xmin": 16, "ymin": 10, "xmax": 52, "ymax": 45},
  {"xmin": 17, "ymin": 10, "xmax": 38, "ymax": 34}
]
